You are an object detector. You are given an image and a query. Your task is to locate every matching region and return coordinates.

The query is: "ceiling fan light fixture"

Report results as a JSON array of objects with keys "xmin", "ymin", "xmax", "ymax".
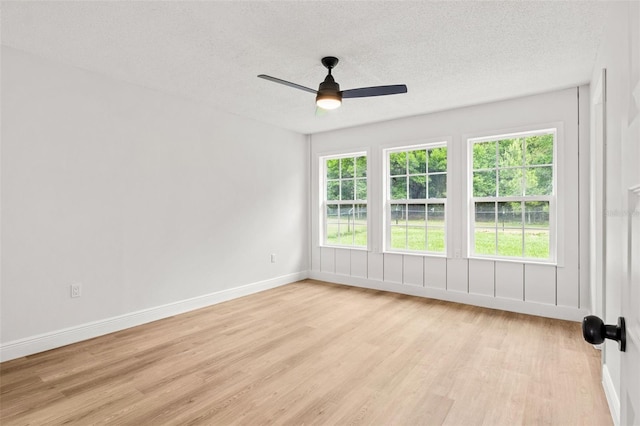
[
  {"xmin": 316, "ymin": 73, "xmax": 342, "ymax": 109},
  {"xmin": 316, "ymin": 94, "xmax": 342, "ymax": 110}
]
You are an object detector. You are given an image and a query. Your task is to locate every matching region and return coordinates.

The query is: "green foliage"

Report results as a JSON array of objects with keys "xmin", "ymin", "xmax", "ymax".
[
  {"xmin": 342, "ymin": 180, "xmax": 354, "ymax": 200},
  {"xmin": 341, "ymin": 157, "xmax": 354, "ymax": 178},
  {"xmin": 327, "ymin": 159, "xmax": 339, "ymax": 179},
  {"xmin": 356, "ymin": 156, "xmax": 367, "ymax": 177},
  {"xmin": 429, "ymin": 174, "xmax": 446, "ymax": 198},
  {"xmin": 408, "ymin": 150, "xmax": 426, "ymax": 174},
  {"xmin": 389, "ymin": 147, "xmax": 447, "ymax": 200},
  {"xmin": 473, "ymin": 170, "xmax": 497, "ymax": 197},
  {"xmin": 498, "ymin": 138, "xmax": 523, "ymax": 168},
  {"xmin": 327, "ymin": 181, "xmax": 339, "ymax": 200},
  {"xmin": 498, "ymin": 168, "xmax": 523, "ymax": 196},
  {"xmin": 473, "ymin": 141, "xmax": 496, "ymax": 169},
  {"xmin": 409, "ymin": 176, "xmax": 426, "ymax": 199},
  {"xmin": 390, "ymin": 152, "xmax": 406, "ymax": 175},
  {"xmin": 525, "ymin": 166, "xmax": 553, "ymax": 195},
  {"xmin": 473, "ymin": 134, "xmax": 554, "ymax": 198},
  {"xmin": 326, "ymin": 155, "xmax": 368, "ymax": 203},
  {"xmin": 525, "ymin": 134, "xmax": 553, "ymax": 165},
  {"xmin": 391, "ymin": 177, "xmax": 407, "ymax": 199},
  {"xmin": 356, "ymin": 178, "xmax": 367, "ymax": 200},
  {"xmin": 326, "ymin": 155, "xmax": 366, "ymax": 180},
  {"xmin": 429, "ymin": 147, "xmax": 447, "ymax": 172}
]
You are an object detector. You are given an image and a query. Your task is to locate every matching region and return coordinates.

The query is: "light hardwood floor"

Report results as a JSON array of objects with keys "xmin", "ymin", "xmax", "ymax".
[{"xmin": 1, "ymin": 280, "xmax": 612, "ymax": 425}]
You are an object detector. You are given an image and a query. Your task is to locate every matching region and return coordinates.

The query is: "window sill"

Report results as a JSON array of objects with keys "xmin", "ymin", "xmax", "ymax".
[
  {"xmin": 468, "ymin": 255, "xmax": 557, "ymax": 266},
  {"xmin": 319, "ymin": 245, "xmax": 369, "ymax": 252},
  {"xmin": 382, "ymin": 250, "xmax": 447, "ymax": 258}
]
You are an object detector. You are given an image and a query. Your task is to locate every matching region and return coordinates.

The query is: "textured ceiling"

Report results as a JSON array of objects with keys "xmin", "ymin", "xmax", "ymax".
[{"xmin": 1, "ymin": 1, "xmax": 608, "ymax": 134}]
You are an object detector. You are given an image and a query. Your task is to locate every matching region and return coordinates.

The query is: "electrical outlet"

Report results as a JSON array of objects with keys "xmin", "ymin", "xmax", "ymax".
[
  {"xmin": 71, "ymin": 284, "xmax": 81, "ymax": 298},
  {"xmin": 454, "ymin": 249, "xmax": 461, "ymax": 258},
  {"xmin": 271, "ymin": 253, "xmax": 277, "ymax": 263}
]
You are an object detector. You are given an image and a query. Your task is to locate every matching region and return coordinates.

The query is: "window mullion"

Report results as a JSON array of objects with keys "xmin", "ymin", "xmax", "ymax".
[{"xmin": 521, "ymin": 200, "xmax": 525, "ymax": 257}]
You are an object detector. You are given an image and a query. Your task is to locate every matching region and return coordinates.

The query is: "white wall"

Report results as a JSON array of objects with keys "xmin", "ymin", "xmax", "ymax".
[
  {"xmin": 0, "ymin": 47, "xmax": 309, "ymax": 359},
  {"xmin": 589, "ymin": 2, "xmax": 640, "ymax": 424},
  {"xmin": 310, "ymin": 87, "xmax": 590, "ymax": 321}
]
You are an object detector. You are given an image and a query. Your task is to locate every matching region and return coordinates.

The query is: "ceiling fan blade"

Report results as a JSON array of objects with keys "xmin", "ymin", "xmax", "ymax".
[
  {"xmin": 257, "ymin": 75, "xmax": 317, "ymax": 94},
  {"xmin": 341, "ymin": 84, "xmax": 408, "ymax": 99}
]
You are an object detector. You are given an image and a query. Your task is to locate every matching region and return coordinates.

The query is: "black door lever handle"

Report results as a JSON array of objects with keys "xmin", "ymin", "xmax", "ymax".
[{"xmin": 582, "ymin": 315, "xmax": 626, "ymax": 352}]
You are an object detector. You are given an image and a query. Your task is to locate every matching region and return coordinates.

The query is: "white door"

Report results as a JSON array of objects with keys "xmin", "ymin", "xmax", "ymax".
[
  {"xmin": 591, "ymin": 69, "xmax": 607, "ymax": 320},
  {"xmin": 621, "ymin": 4, "xmax": 640, "ymax": 421},
  {"xmin": 624, "ymin": 184, "xmax": 640, "ymax": 425}
]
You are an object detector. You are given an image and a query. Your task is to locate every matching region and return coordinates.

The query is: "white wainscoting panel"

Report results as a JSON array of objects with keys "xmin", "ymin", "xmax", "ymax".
[
  {"xmin": 403, "ymin": 256, "xmax": 424, "ymax": 287},
  {"xmin": 368, "ymin": 252, "xmax": 384, "ymax": 281},
  {"xmin": 447, "ymin": 259, "xmax": 469, "ymax": 293},
  {"xmin": 335, "ymin": 248, "xmax": 351, "ymax": 276},
  {"xmin": 524, "ymin": 264, "xmax": 557, "ymax": 305},
  {"xmin": 424, "ymin": 257, "xmax": 447, "ymax": 290},
  {"xmin": 556, "ymin": 266, "xmax": 579, "ymax": 308},
  {"xmin": 351, "ymin": 250, "xmax": 368, "ymax": 278},
  {"xmin": 383, "ymin": 253, "xmax": 403, "ymax": 284},
  {"xmin": 320, "ymin": 247, "xmax": 335, "ymax": 274},
  {"xmin": 495, "ymin": 262, "xmax": 524, "ymax": 301},
  {"xmin": 469, "ymin": 259, "xmax": 495, "ymax": 296}
]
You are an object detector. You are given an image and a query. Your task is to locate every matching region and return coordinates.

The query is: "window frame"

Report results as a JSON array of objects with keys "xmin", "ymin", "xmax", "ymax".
[
  {"xmin": 383, "ymin": 142, "xmax": 448, "ymax": 255},
  {"xmin": 319, "ymin": 151, "xmax": 369, "ymax": 250},
  {"xmin": 467, "ymin": 128, "xmax": 558, "ymax": 263}
]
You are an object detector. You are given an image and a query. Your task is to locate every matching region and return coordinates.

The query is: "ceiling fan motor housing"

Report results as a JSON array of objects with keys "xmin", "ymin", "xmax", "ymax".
[{"xmin": 317, "ymin": 74, "xmax": 342, "ymax": 103}]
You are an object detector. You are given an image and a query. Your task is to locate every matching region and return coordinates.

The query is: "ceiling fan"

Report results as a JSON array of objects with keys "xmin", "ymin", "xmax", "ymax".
[{"xmin": 258, "ymin": 56, "xmax": 408, "ymax": 110}]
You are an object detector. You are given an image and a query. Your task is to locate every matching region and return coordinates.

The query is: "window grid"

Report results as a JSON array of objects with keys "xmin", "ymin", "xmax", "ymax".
[
  {"xmin": 386, "ymin": 145, "xmax": 447, "ymax": 254},
  {"xmin": 470, "ymin": 130, "xmax": 555, "ymax": 261},
  {"xmin": 322, "ymin": 154, "xmax": 367, "ymax": 248}
]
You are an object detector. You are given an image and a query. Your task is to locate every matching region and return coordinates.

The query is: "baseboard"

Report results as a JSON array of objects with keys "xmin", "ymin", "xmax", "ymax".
[
  {"xmin": 0, "ymin": 271, "xmax": 308, "ymax": 362},
  {"xmin": 309, "ymin": 271, "xmax": 588, "ymax": 322},
  {"xmin": 602, "ymin": 363, "xmax": 621, "ymax": 426}
]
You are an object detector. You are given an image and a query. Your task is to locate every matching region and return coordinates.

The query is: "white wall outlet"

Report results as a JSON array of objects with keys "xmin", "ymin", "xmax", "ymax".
[
  {"xmin": 70, "ymin": 284, "xmax": 81, "ymax": 298},
  {"xmin": 270, "ymin": 253, "xmax": 276, "ymax": 263},
  {"xmin": 454, "ymin": 249, "xmax": 461, "ymax": 258}
]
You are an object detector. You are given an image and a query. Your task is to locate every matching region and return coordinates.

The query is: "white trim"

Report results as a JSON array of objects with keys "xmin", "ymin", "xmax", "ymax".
[
  {"xmin": 309, "ymin": 270, "xmax": 588, "ymax": 322},
  {"xmin": 307, "ymin": 134, "xmax": 313, "ymax": 278},
  {"xmin": 602, "ymin": 363, "xmax": 621, "ymax": 426},
  {"xmin": 0, "ymin": 272, "xmax": 308, "ymax": 362}
]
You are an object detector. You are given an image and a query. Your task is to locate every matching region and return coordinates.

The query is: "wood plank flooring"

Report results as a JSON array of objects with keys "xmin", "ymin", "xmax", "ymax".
[{"xmin": 0, "ymin": 280, "xmax": 612, "ymax": 425}]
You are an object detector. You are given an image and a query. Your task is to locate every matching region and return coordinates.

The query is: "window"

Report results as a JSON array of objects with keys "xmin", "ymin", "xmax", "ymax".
[
  {"xmin": 385, "ymin": 144, "xmax": 447, "ymax": 253},
  {"xmin": 469, "ymin": 129, "xmax": 555, "ymax": 261},
  {"xmin": 321, "ymin": 153, "xmax": 367, "ymax": 247}
]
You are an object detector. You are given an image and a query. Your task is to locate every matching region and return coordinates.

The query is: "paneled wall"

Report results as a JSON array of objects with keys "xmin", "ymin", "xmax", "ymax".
[
  {"xmin": 310, "ymin": 87, "xmax": 590, "ymax": 321},
  {"xmin": 313, "ymin": 249, "xmax": 579, "ymax": 320}
]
